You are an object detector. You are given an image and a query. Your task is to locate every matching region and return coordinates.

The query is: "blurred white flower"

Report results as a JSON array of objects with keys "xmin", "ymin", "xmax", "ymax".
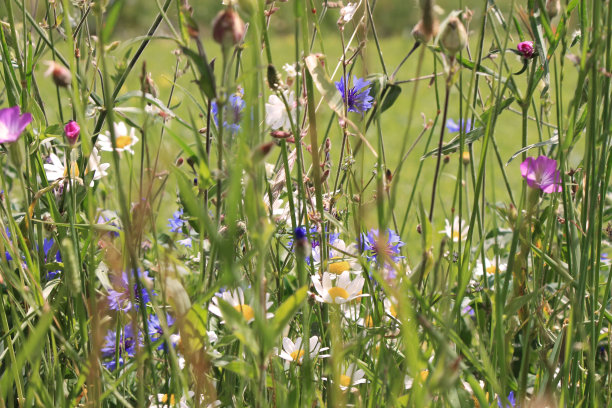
[
  {"xmin": 441, "ymin": 216, "xmax": 469, "ymax": 242},
  {"xmin": 278, "ymin": 336, "xmax": 329, "ymax": 365},
  {"xmin": 339, "ymin": 2, "xmax": 359, "ymax": 23},
  {"xmin": 45, "ymin": 148, "xmax": 109, "ymax": 188},
  {"xmin": 473, "ymin": 257, "xmax": 507, "ymax": 279},
  {"xmin": 98, "ymin": 122, "xmax": 139, "ymax": 154},
  {"xmin": 283, "ymin": 63, "xmax": 298, "ymax": 78},
  {"xmin": 208, "ymin": 288, "xmax": 274, "ymax": 323},
  {"xmin": 265, "ymin": 90, "xmax": 296, "ymax": 130},
  {"xmin": 338, "ymin": 363, "xmax": 367, "ymax": 391},
  {"xmin": 311, "ymin": 271, "xmax": 366, "ymax": 305}
]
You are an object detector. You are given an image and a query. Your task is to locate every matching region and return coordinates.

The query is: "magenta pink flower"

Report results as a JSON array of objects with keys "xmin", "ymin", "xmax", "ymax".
[
  {"xmin": 517, "ymin": 41, "xmax": 535, "ymax": 59},
  {"xmin": 520, "ymin": 156, "xmax": 562, "ymax": 193},
  {"xmin": 0, "ymin": 106, "xmax": 32, "ymax": 143},
  {"xmin": 64, "ymin": 120, "xmax": 80, "ymax": 145}
]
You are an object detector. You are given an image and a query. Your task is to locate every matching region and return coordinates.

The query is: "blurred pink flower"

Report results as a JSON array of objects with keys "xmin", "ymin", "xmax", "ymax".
[
  {"xmin": 520, "ymin": 155, "xmax": 562, "ymax": 193},
  {"xmin": 0, "ymin": 106, "xmax": 32, "ymax": 143},
  {"xmin": 517, "ymin": 41, "xmax": 535, "ymax": 59}
]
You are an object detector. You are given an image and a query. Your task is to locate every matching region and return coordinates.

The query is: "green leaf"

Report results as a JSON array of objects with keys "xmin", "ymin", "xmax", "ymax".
[
  {"xmin": 181, "ymin": 46, "xmax": 216, "ymax": 100},
  {"xmin": 182, "ymin": 304, "xmax": 208, "ymax": 351},
  {"xmin": 217, "ymin": 298, "xmax": 259, "ymax": 355},
  {"xmin": 506, "ymin": 136, "xmax": 559, "ymax": 165},
  {"xmin": 270, "ymin": 286, "xmax": 307, "ymax": 340},
  {"xmin": 380, "ymin": 84, "xmax": 402, "ymax": 113},
  {"xmin": 101, "ymin": 0, "xmax": 125, "ymax": 44}
]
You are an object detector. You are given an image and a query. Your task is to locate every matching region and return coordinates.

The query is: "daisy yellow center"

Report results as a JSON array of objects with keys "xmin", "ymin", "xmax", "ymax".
[
  {"xmin": 452, "ymin": 231, "xmax": 462, "ymax": 240},
  {"xmin": 328, "ymin": 260, "xmax": 351, "ymax": 274},
  {"xmin": 328, "ymin": 287, "xmax": 349, "ymax": 302},
  {"xmin": 234, "ymin": 304, "xmax": 255, "ymax": 321},
  {"xmin": 115, "ymin": 135, "xmax": 132, "ymax": 149},
  {"xmin": 486, "ymin": 265, "xmax": 497, "ymax": 274},
  {"xmin": 340, "ymin": 375, "xmax": 352, "ymax": 388},
  {"xmin": 419, "ymin": 370, "xmax": 429, "ymax": 381},
  {"xmin": 365, "ymin": 315, "xmax": 374, "ymax": 327},
  {"xmin": 389, "ymin": 304, "xmax": 397, "ymax": 318},
  {"xmin": 290, "ymin": 349, "xmax": 305, "ymax": 362},
  {"xmin": 161, "ymin": 394, "xmax": 175, "ymax": 404}
]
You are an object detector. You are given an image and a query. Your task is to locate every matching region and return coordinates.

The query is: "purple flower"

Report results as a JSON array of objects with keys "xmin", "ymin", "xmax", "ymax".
[
  {"xmin": 0, "ymin": 106, "xmax": 32, "ymax": 143},
  {"xmin": 520, "ymin": 156, "xmax": 562, "ymax": 193},
  {"xmin": 211, "ymin": 92, "xmax": 245, "ymax": 134},
  {"xmin": 168, "ymin": 209, "xmax": 184, "ymax": 233},
  {"xmin": 517, "ymin": 41, "xmax": 535, "ymax": 59},
  {"xmin": 498, "ymin": 391, "xmax": 516, "ymax": 408},
  {"xmin": 360, "ymin": 229, "xmax": 405, "ymax": 264},
  {"xmin": 446, "ymin": 118, "xmax": 473, "ymax": 133},
  {"xmin": 148, "ymin": 314, "xmax": 177, "ymax": 350},
  {"xmin": 335, "ymin": 76, "xmax": 374, "ymax": 115},
  {"xmin": 64, "ymin": 120, "xmax": 80, "ymax": 145},
  {"xmin": 101, "ymin": 325, "xmax": 143, "ymax": 371},
  {"xmin": 43, "ymin": 238, "xmax": 62, "ymax": 280},
  {"xmin": 107, "ymin": 269, "xmax": 155, "ymax": 312}
]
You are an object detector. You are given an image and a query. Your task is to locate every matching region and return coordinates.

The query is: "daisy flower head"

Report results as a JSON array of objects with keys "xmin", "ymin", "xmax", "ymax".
[
  {"xmin": 265, "ymin": 90, "xmax": 297, "ymax": 130},
  {"xmin": 98, "ymin": 122, "xmax": 139, "ymax": 154},
  {"xmin": 441, "ymin": 217, "xmax": 469, "ymax": 243},
  {"xmin": 311, "ymin": 271, "xmax": 367, "ymax": 305},
  {"xmin": 149, "ymin": 392, "xmax": 221, "ymax": 408},
  {"xmin": 208, "ymin": 287, "xmax": 274, "ymax": 323},
  {"xmin": 520, "ymin": 155, "xmax": 562, "ymax": 193},
  {"xmin": 0, "ymin": 106, "xmax": 32, "ymax": 143},
  {"xmin": 335, "ymin": 75, "xmax": 374, "ymax": 115},
  {"xmin": 473, "ymin": 257, "xmax": 507, "ymax": 279},
  {"xmin": 107, "ymin": 269, "xmax": 155, "ymax": 313},
  {"xmin": 360, "ymin": 228, "xmax": 405, "ymax": 265},
  {"xmin": 211, "ymin": 91, "xmax": 245, "ymax": 134},
  {"xmin": 338, "ymin": 362, "xmax": 368, "ymax": 391},
  {"xmin": 278, "ymin": 336, "xmax": 329, "ymax": 365}
]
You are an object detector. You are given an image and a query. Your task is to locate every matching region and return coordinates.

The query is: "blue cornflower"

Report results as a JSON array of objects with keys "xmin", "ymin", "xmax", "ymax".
[
  {"xmin": 101, "ymin": 325, "xmax": 143, "ymax": 371},
  {"xmin": 107, "ymin": 269, "xmax": 155, "ymax": 312},
  {"xmin": 148, "ymin": 314, "xmax": 177, "ymax": 351},
  {"xmin": 43, "ymin": 238, "xmax": 62, "ymax": 280},
  {"xmin": 168, "ymin": 209, "xmax": 184, "ymax": 233},
  {"xmin": 497, "ymin": 391, "xmax": 516, "ymax": 408},
  {"xmin": 211, "ymin": 92, "xmax": 246, "ymax": 134},
  {"xmin": 446, "ymin": 118, "xmax": 473, "ymax": 133},
  {"xmin": 360, "ymin": 229, "xmax": 405, "ymax": 264},
  {"xmin": 335, "ymin": 75, "xmax": 374, "ymax": 115}
]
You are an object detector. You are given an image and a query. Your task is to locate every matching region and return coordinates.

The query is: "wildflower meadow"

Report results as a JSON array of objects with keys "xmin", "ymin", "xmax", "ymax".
[{"xmin": 1, "ymin": 0, "xmax": 612, "ymax": 406}]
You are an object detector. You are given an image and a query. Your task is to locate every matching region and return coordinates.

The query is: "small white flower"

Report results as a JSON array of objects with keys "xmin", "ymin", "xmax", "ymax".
[
  {"xmin": 338, "ymin": 363, "xmax": 368, "ymax": 391},
  {"xmin": 473, "ymin": 257, "xmax": 507, "ymax": 279},
  {"xmin": 265, "ymin": 90, "xmax": 297, "ymax": 131},
  {"xmin": 312, "ymin": 239, "xmax": 362, "ymax": 276},
  {"xmin": 208, "ymin": 288, "xmax": 274, "ymax": 323},
  {"xmin": 339, "ymin": 2, "xmax": 359, "ymax": 23},
  {"xmin": 278, "ymin": 336, "xmax": 329, "ymax": 365},
  {"xmin": 283, "ymin": 63, "xmax": 298, "ymax": 79},
  {"xmin": 98, "ymin": 122, "xmax": 139, "ymax": 154},
  {"xmin": 311, "ymin": 271, "xmax": 367, "ymax": 305},
  {"xmin": 45, "ymin": 148, "xmax": 109, "ymax": 188},
  {"xmin": 441, "ymin": 216, "xmax": 469, "ymax": 242}
]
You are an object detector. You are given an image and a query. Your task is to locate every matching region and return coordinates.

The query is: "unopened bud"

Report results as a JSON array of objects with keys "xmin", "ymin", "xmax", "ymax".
[
  {"xmin": 443, "ymin": 155, "xmax": 450, "ymax": 164},
  {"xmin": 412, "ymin": 20, "xmax": 437, "ymax": 43},
  {"xmin": 253, "ymin": 141, "xmax": 275, "ymax": 161},
  {"xmin": 461, "ymin": 151, "xmax": 470, "ymax": 164},
  {"xmin": 546, "ymin": 0, "xmax": 560, "ymax": 19},
  {"xmin": 267, "ymin": 64, "xmax": 281, "ymax": 90},
  {"xmin": 270, "ymin": 130, "xmax": 292, "ymax": 139},
  {"xmin": 45, "ymin": 61, "xmax": 72, "ymax": 87},
  {"xmin": 64, "ymin": 120, "xmax": 80, "ymax": 145},
  {"xmin": 143, "ymin": 72, "xmax": 159, "ymax": 98},
  {"xmin": 439, "ymin": 16, "xmax": 468, "ymax": 57},
  {"xmin": 416, "ymin": 224, "xmax": 422, "ymax": 234},
  {"xmin": 212, "ymin": 8, "xmax": 246, "ymax": 47}
]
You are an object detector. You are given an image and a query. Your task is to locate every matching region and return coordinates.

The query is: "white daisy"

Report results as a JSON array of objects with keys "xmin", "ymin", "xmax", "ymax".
[
  {"xmin": 311, "ymin": 271, "xmax": 367, "ymax": 305},
  {"xmin": 208, "ymin": 288, "xmax": 274, "ymax": 323},
  {"xmin": 45, "ymin": 149, "xmax": 109, "ymax": 188},
  {"xmin": 278, "ymin": 336, "xmax": 329, "ymax": 365},
  {"xmin": 312, "ymin": 239, "xmax": 362, "ymax": 276},
  {"xmin": 98, "ymin": 122, "xmax": 139, "ymax": 154},
  {"xmin": 87, "ymin": 147, "xmax": 110, "ymax": 183},
  {"xmin": 441, "ymin": 216, "xmax": 469, "ymax": 242},
  {"xmin": 473, "ymin": 257, "xmax": 507, "ymax": 279},
  {"xmin": 265, "ymin": 90, "xmax": 297, "ymax": 131},
  {"xmin": 338, "ymin": 363, "xmax": 368, "ymax": 391}
]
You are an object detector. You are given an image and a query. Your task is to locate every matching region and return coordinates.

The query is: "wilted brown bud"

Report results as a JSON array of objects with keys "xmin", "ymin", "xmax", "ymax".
[
  {"xmin": 416, "ymin": 224, "xmax": 422, "ymax": 234},
  {"xmin": 416, "ymin": 0, "xmax": 438, "ymax": 42},
  {"xmin": 385, "ymin": 169, "xmax": 393, "ymax": 183},
  {"xmin": 45, "ymin": 61, "xmax": 72, "ymax": 87},
  {"xmin": 143, "ymin": 72, "xmax": 159, "ymax": 98},
  {"xmin": 212, "ymin": 8, "xmax": 246, "ymax": 47},
  {"xmin": 267, "ymin": 64, "xmax": 281, "ymax": 90},
  {"xmin": 176, "ymin": 157, "xmax": 184, "ymax": 166},
  {"xmin": 546, "ymin": 0, "xmax": 561, "ymax": 19},
  {"xmin": 270, "ymin": 130, "xmax": 292, "ymax": 139},
  {"xmin": 439, "ymin": 16, "xmax": 468, "ymax": 56},
  {"xmin": 443, "ymin": 155, "xmax": 450, "ymax": 164},
  {"xmin": 412, "ymin": 20, "xmax": 438, "ymax": 43}
]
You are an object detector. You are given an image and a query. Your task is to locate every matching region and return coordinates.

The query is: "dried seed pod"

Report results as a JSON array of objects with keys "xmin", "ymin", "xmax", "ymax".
[{"xmin": 439, "ymin": 16, "xmax": 468, "ymax": 57}]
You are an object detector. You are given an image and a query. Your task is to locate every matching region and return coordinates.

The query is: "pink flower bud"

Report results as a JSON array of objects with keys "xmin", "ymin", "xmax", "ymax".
[
  {"xmin": 212, "ymin": 8, "xmax": 246, "ymax": 47},
  {"xmin": 64, "ymin": 120, "xmax": 80, "ymax": 145},
  {"xmin": 517, "ymin": 41, "xmax": 535, "ymax": 59}
]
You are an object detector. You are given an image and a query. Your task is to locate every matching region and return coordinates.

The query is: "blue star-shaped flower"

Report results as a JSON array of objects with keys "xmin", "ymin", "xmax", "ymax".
[{"xmin": 335, "ymin": 75, "xmax": 374, "ymax": 115}]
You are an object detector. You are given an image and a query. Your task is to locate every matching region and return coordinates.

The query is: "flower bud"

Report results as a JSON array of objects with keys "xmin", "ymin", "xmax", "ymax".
[
  {"xmin": 267, "ymin": 64, "xmax": 281, "ymax": 90},
  {"xmin": 64, "ymin": 120, "xmax": 80, "ymax": 145},
  {"xmin": 212, "ymin": 8, "xmax": 246, "ymax": 47},
  {"xmin": 461, "ymin": 151, "xmax": 470, "ymax": 165},
  {"xmin": 517, "ymin": 41, "xmax": 535, "ymax": 59},
  {"xmin": 439, "ymin": 16, "xmax": 468, "ymax": 57},
  {"xmin": 546, "ymin": 0, "xmax": 560, "ymax": 19},
  {"xmin": 45, "ymin": 61, "xmax": 72, "ymax": 87}
]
